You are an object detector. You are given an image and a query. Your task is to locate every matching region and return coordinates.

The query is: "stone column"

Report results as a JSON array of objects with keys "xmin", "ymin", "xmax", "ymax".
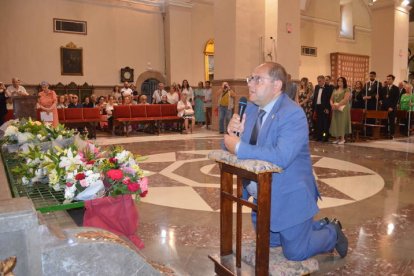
[
  {"xmin": 211, "ymin": 0, "xmax": 264, "ymax": 131},
  {"xmin": 211, "ymin": 0, "xmax": 301, "ymax": 131},
  {"xmin": 164, "ymin": 1, "xmax": 193, "ymax": 85},
  {"xmin": 275, "ymin": 0, "xmax": 300, "ymax": 78},
  {"xmin": 371, "ymin": 0, "xmax": 411, "ymax": 82}
]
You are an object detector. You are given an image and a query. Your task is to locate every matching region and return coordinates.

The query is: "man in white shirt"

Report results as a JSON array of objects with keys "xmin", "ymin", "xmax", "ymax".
[
  {"xmin": 152, "ymin": 82, "xmax": 167, "ymax": 104},
  {"xmin": 120, "ymin": 82, "xmax": 133, "ymax": 99},
  {"xmin": 6, "ymin": 77, "xmax": 28, "ymax": 97}
]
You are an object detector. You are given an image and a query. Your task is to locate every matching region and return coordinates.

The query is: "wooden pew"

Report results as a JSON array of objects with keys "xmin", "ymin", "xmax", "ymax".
[
  {"xmin": 350, "ymin": 109, "xmax": 365, "ymax": 142},
  {"xmin": 364, "ymin": 110, "xmax": 388, "ymax": 139}
]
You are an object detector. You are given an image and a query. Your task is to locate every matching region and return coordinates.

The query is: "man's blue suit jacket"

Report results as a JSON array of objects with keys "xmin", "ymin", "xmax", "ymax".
[{"xmin": 237, "ymin": 93, "xmax": 320, "ymax": 232}]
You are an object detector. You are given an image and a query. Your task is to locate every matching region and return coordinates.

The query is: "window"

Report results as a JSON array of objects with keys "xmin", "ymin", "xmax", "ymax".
[
  {"xmin": 301, "ymin": 46, "xmax": 317, "ymax": 57},
  {"xmin": 54, "ymin": 19, "xmax": 87, "ymax": 35},
  {"xmin": 340, "ymin": 2, "xmax": 354, "ymax": 39},
  {"xmin": 204, "ymin": 39, "xmax": 214, "ymax": 81}
]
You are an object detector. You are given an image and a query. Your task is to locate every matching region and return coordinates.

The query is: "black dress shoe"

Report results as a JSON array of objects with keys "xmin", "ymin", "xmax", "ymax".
[
  {"xmin": 318, "ymin": 217, "xmax": 330, "ymax": 227},
  {"xmin": 331, "ymin": 218, "xmax": 348, "ymax": 258}
]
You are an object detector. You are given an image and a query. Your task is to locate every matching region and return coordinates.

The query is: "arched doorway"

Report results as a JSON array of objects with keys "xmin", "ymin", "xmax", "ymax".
[
  {"xmin": 204, "ymin": 39, "xmax": 214, "ymax": 81},
  {"xmin": 141, "ymin": 78, "xmax": 159, "ymax": 103},
  {"xmin": 136, "ymin": 70, "xmax": 166, "ymax": 103}
]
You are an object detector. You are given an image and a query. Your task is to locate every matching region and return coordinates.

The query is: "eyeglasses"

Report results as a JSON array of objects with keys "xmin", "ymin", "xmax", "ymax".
[{"xmin": 246, "ymin": 75, "xmax": 273, "ymax": 85}]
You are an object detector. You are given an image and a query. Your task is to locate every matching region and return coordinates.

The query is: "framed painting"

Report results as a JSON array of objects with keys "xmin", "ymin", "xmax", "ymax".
[{"xmin": 61, "ymin": 42, "xmax": 83, "ymax": 75}]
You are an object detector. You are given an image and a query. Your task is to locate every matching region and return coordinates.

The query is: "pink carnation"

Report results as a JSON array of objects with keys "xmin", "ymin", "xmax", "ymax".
[
  {"xmin": 66, "ymin": 182, "xmax": 73, "ymax": 187},
  {"xmin": 106, "ymin": 169, "xmax": 123, "ymax": 181},
  {"xmin": 139, "ymin": 177, "xmax": 148, "ymax": 193},
  {"xmin": 79, "ymin": 179, "xmax": 88, "ymax": 187}
]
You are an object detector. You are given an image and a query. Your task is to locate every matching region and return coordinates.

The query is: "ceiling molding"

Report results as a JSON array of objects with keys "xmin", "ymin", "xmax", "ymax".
[
  {"xmin": 166, "ymin": 0, "xmax": 193, "ymax": 8},
  {"xmin": 301, "ymin": 15, "xmax": 339, "ymax": 27},
  {"xmin": 66, "ymin": 0, "xmax": 163, "ymax": 13}
]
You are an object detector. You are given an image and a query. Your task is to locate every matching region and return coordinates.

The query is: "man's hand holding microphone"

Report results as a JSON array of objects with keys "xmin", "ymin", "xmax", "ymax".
[{"xmin": 224, "ymin": 97, "xmax": 247, "ymax": 154}]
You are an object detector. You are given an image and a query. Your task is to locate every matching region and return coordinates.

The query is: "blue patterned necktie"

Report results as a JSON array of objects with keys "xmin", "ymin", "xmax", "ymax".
[{"xmin": 249, "ymin": 109, "xmax": 266, "ymax": 145}]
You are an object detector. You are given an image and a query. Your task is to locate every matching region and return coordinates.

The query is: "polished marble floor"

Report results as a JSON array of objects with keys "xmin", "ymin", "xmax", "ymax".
[{"xmin": 78, "ymin": 130, "xmax": 414, "ymax": 275}]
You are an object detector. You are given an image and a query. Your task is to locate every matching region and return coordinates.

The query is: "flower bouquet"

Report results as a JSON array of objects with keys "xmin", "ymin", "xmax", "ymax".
[
  {"xmin": 9, "ymin": 126, "xmax": 149, "ymax": 249},
  {"xmin": 1, "ymin": 118, "xmax": 75, "ymax": 152}
]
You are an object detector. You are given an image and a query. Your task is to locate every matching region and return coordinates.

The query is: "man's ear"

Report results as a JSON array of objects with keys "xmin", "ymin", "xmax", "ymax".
[{"xmin": 273, "ymin": 80, "xmax": 283, "ymax": 91}]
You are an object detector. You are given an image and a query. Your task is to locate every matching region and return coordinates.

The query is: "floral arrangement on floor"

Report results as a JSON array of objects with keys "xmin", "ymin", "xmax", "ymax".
[
  {"xmin": 1, "ymin": 119, "xmax": 76, "ymax": 152},
  {"xmin": 12, "ymin": 139, "xmax": 149, "ymax": 203}
]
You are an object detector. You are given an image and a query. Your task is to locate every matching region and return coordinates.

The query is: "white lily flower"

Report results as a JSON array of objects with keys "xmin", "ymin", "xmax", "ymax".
[{"xmin": 59, "ymin": 149, "xmax": 83, "ymax": 170}]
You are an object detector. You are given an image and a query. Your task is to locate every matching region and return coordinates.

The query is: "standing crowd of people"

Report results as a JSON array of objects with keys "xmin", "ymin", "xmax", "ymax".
[
  {"xmin": 292, "ymin": 72, "xmax": 414, "ymax": 143},
  {"xmin": 2, "ymin": 72, "xmax": 413, "ymax": 138}
]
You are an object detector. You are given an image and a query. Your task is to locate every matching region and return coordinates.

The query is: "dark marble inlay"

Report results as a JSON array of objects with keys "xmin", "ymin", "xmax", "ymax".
[
  {"xmin": 317, "ymin": 180, "xmax": 355, "ymax": 201},
  {"xmin": 139, "ymin": 162, "xmax": 174, "ymax": 173},
  {"xmin": 314, "ymin": 167, "xmax": 373, "ymax": 179},
  {"xmin": 173, "ymin": 160, "xmax": 219, "ymax": 184},
  {"xmin": 324, "ymin": 205, "xmax": 414, "ymax": 275},
  {"xmin": 193, "ymin": 187, "xmax": 221, "ymax": 211},
  {"xmin": 311, "ymin": 156, "xmax": 324, "ymax": 165},
  {"xmin": 209, "ymin": 164, "xmax": 220, "ymax": 175},
  {"xmin": 176, "ymin": 152, "xmax": 207, "ymax": 161},
  {"xmin": 139, "ymin": 222, "xmax": 255, "ymax": 248},
  {"xmin": 147, "ymin": 174, "xmax": 187, "ymax": 187}
]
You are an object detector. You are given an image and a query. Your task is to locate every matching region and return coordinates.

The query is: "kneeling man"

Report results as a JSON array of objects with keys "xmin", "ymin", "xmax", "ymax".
[{"xmin": 224, "ymin": 62, "xmax": 348, "ymax": 261}]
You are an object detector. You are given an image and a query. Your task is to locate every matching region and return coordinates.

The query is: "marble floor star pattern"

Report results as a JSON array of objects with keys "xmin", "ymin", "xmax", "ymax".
[{"xmin": 68, "ymin": 130, "xmax": 414, "ymax": 275}]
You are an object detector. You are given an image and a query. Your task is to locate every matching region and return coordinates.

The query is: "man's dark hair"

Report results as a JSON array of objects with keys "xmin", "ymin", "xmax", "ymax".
[
  {"xmin": 369, "ymin": 71, "xmax": 376, "ymax": 75},
  {"xmin": 265, "ymin": 62, "xmax": 287, "ymax": 91},
  {"xmin": 317, "ymin": 75, "xmax": 325, "ymax": 80},
  {"xmin": 387, "ymin": 74, "xmax": 395, "ymax": 80}
]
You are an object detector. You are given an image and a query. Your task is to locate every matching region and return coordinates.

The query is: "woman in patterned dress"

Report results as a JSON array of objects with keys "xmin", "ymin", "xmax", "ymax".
[{"xmin": 298, "ymin": 77, "xmax": 314, "ymax": 134}]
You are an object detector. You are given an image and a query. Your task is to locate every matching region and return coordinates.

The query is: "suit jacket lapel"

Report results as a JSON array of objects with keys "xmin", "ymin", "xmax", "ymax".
[{"xmin": 256, "ymin": 94, "xmax": 285, "ymax": 145}]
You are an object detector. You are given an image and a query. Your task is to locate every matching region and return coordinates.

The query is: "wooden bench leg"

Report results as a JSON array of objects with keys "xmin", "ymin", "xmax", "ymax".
[
  {"xmin": 372, "ymin": 126, "xmax": 381, "ymax": 139},
  {"xmin": 236, "ymin": 176, "xmax": 243, "ymax": 268},
  {"xmin": 220, "ymin": 167, "xmax": 233, "ymax": 256},
  {"xmin": 255, "ymin": 174, "xmax": 271, "ymax": 276}
]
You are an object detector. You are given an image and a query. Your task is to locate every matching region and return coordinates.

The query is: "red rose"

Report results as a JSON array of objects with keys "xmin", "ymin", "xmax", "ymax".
[
  {"xmin": 109, "ymin": 157, "xmax": 117, "ymax": 164},
  {"xmin": 140, "ymin": 191, "xmax": 148, "ymax": 197},
  {"xmin": 86, "ymin": 160, "xmax": 95, "ymax": 165},
  {"xmin": 66, "ymin": 182, "xmax": 73, "ymax": 187},
  {"xmin": 127, "ymin": 182, "xmax": 140, "ymax": 192},
  {"xmin": 75, "ymin": 173, "xmax": 86, "ymax": 180},
  {"xmin": 106, "ymin": 169, "xmax": 123, "ymax": 181}
]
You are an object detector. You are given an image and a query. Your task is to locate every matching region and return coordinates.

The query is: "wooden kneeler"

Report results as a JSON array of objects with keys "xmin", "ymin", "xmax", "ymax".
[{"xmin": 208, "ymin": 150, "xmax": 282, "ymax": 276}]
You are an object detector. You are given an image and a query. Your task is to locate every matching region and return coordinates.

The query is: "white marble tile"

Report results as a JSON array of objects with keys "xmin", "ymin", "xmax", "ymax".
[
  {"xmin": 322, "ymin": 174, "xmax": 384, "ymax": 201},
  {"xmin": 313, "ymin": 156, "xmax": 377, "ymax": 174},
  {"xmin": 317, "ymin": 196, "xmax": 355, "ymax": 208},
  {"xmin": 142, "ymin": 187, "xmax": 213, "ymax": 211}
]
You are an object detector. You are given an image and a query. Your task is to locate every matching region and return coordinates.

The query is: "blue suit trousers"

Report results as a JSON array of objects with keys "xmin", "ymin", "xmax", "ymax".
[{"xmin": 252, "ymin": 211, "xmax": 337, "ymax": 261}]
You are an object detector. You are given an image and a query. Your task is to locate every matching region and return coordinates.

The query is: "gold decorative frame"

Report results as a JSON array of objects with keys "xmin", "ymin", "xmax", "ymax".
[{"xmin": 60, "ymin": 42, "xmax": 83, "ymax": 76}]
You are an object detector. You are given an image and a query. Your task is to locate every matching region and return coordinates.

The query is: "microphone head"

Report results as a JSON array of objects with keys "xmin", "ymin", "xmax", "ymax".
[{"xmin": 239, "ymin": 96, "xmax": 247, "ymax": 106}]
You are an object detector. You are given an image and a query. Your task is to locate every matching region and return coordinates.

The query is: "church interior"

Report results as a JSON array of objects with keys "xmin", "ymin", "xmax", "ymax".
[{"xmin": 1, "ymin": 0, "xmax": 414, "ymax": 275}]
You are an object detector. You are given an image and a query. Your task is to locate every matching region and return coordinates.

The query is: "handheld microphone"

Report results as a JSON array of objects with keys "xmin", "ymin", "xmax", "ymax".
[
  {"xmin": 236, "ymin": 97, "xmax": 248, "ymax": 137},
  {"xmin": 238, "ymin": 97, "xmax": 248, "ymax": 122}
]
